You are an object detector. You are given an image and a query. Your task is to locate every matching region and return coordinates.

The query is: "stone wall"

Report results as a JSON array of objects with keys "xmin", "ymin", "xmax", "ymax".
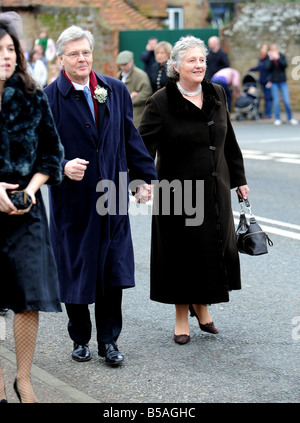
[{"xmin": 223, "ymin": 2, "xmax": 300, "ymax": 111}]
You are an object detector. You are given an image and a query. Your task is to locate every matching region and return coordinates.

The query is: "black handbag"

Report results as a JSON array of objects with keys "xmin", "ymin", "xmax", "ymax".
[
  {"xmin": 7, "ymin": 190, "xmax": 32, "ymax": 210},
  {"xmin": 236, "ymin": 194, "xmax": 273, "ymax": 256}
]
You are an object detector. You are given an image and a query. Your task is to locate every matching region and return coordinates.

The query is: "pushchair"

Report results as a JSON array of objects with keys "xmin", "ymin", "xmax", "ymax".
[{"xmin": 234, "ymin": 73, "xmax": 260, "ymax": 121}]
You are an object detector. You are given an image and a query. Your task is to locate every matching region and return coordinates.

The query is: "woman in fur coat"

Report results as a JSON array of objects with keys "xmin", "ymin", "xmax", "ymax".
[
  {"xmin": 0, "ymin": 18, "xmax": 64, "ymax": 403},
  {"xmin": 139, "ymin": 36, "xmax": 250, "ymax": 345}
]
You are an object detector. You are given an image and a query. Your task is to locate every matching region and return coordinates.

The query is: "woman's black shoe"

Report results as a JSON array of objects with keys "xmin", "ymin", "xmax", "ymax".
[
  {"xmin": 199, "ymin": 322, "xmax": 219, "ymax": 334},
  {"xmin": 13, "ymin": 379, "xmax": 21, "ymax": 403},
  {"xmin": 13, "ymin": 378, "xmax": 38, "ymax": 403},
  {"xmin": 189, "ymin": 305, "xmax": 219, "ymax": 334},
  {"xmin": 173, "ymin": 334, "xmax": 190, "ymax": 344}
]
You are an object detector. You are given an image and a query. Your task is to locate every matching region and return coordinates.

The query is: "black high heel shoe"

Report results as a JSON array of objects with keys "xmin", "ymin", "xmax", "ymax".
[
  {"xmin": 189, "ymin": 305, "xmax": 219, "ymax": 334},
  {"xmin": 13, "ymin": 378, "xmax": 38, "ymax": 403},
  {"xmin": 13, "ymin": 379, "xmax": 22, "ymax": 403}
]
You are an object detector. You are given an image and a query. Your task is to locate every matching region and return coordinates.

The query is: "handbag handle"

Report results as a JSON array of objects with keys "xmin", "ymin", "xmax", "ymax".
[{"xmin": 236, "ymin": 190, "xmax": 252, "ymax": 215}]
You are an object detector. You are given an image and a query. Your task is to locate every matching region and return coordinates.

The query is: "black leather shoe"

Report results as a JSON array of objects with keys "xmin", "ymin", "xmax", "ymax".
[
  {"xmin": 72, "ymin": 343, "xmax": 91, "ymax": 362},
  {"xmin": 98, "ymin": 343, "xmax": 124, "ymax": 366}
]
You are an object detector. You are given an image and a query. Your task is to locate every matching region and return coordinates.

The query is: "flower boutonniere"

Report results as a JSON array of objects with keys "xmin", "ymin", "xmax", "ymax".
[{"xmin": 94, "ymin": 85, "xmax": 108, "ymax": 103}]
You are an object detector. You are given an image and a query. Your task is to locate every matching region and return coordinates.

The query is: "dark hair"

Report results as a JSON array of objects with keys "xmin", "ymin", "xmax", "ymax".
[{"xmin": 0, "ymin": 18, "xmax": 37, "ymax": 95}]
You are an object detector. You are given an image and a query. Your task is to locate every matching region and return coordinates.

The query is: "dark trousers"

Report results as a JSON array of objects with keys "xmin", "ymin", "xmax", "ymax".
[{"xmin": 65, "ymin": 287, "xmax": 123, "ymax": 347}]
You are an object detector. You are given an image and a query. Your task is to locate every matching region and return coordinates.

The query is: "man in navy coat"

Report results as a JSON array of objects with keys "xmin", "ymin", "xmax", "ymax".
[{"xmin": 45, "ymin": 26, "xmax": 157, "ymax": 366}]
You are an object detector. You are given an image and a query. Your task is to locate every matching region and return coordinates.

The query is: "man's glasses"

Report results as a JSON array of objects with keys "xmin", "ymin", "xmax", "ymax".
[{"xmin": 64, "ymin": 50, "xmax": 92, "ymax": 59}]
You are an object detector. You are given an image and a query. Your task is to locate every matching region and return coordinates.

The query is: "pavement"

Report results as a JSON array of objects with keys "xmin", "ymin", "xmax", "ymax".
[
  {"xmin": 0, "ymin": 343, "xmax": 96, "ymax": 404},
  {"xmin": 0, "ymin": 112, "xmax": 299, "ymax": 414},
  {"xmin": 231, "ymin": 110, "xmax": 300, "ymax": 125}
]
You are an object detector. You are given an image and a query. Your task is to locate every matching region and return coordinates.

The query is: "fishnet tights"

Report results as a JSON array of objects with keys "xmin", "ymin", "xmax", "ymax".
[
  {"xmin": 14, "ymin": 310, "xmax": 39, "ymax": 403},
  {"xmin": 0, "ymin": 366, "xmax": 6, "ymax": 401}
]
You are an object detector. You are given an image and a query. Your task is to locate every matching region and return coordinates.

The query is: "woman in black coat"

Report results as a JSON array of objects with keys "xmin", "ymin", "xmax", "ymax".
[
  {"xmin": 139, "ymin": 36, "xmax": 250, "ymax": 344},
  {"xmin": 0, "ymin": 18, "xmax": 64, "ymax": 402},
  {"xmin": 149, "ymin": 41, "xmax": 172, "ymax": 92}
]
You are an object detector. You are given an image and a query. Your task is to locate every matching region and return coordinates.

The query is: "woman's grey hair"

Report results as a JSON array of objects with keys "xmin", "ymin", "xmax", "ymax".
[
  {"xmin": 56, "ymin": 25, "xmax": 94, "ymax": 56},
  {"xmin": 167, "ymin": 36, "xmax": 207, "ymax": 80}
]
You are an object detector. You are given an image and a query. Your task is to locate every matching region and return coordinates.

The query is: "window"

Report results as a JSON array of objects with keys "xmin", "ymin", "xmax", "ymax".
[{"xmin": 166, "ymin": 7, "xmax": 184, "ymax": 30}]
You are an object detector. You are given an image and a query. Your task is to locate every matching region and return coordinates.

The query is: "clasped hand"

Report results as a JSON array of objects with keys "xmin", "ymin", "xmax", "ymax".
[
  {"xmin": 0, "ymin": 183, "xmax": 34, "ymax": 215},
  {"xmin": 134, "ymin": 184, "xmax": 152, "ymax": 204}
]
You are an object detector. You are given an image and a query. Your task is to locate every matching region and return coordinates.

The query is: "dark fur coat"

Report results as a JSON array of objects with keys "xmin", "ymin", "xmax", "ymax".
[{"xmin": 0, "ymin": 74, "xmax": 64, "ymax": 188}]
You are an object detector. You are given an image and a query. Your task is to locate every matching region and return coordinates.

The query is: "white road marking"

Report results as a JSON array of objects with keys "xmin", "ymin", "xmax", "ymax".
[
  {"xmin": 129, "ymin": 197, "xmax": 300, "ymax": 240},
  {"xmin": 241, "ymin": 149, "xmax": 300, "ymax": 164},
  {"xmin": 239, "ymin": 137, "xmax": 300, "ymax": 144},
  {"xmin": 233, "ymin": 212, "xmax": 300, "ymax": 240}
]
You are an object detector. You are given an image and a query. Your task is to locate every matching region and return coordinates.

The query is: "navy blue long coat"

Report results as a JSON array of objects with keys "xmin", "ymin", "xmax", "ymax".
[{"xmin": 44, "ymin": 71, "xmax": 157, "ymax": 304}]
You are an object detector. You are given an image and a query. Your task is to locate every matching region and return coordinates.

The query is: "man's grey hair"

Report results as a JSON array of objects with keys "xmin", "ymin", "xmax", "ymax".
[
  {"xmin": 166, "ymin": 36, "xmax": 207, "ymax": 81},
  {"xmin": 56, "ymin": 25, "xmax": 94, "ymax": 56}
]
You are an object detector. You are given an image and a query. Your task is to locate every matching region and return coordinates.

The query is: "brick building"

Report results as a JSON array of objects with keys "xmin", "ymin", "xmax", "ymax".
[{"xmin": 0, "ymin": 0, "xmax": 164, "ymax": 75}]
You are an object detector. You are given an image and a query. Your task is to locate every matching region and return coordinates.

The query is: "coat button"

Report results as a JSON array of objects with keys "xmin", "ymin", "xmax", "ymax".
[
  {"xmin": 74, "ymin": 95, "xmax": 80, "ymax": 101},
  {"xmin": 85, "ymin": 122, "xmax": 91, "ymax": 128}
]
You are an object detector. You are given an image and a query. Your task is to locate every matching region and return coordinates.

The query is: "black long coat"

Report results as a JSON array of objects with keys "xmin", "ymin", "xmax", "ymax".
[{"xmin": 138, "ymin": 80, "xmax": 247, "ymax": 305}]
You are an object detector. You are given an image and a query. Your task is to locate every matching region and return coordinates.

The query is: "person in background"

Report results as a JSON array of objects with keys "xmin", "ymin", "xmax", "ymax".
[
  {"xmin": 149, "ymin": 41, "xmax": 172, "ymax": 93},
  {"xmin": 265, "ymin": 44, "xmax": 298, "ymax": 126},
  {"xmin": 0, "ymin": 17, "xmax": 64, "ymax": 403},
  {"xmin": 20, "ymin": 39, "xmax": 29, "ymax": 60},
  {"xmin": 249, "ymin": 43, "xmax": 272, "ymax": 119},
  {"xmin": 206, "ymin": 36, "xmax": 230, "ymax": 80},
  {"xmin": 34, "ymin": 43, "xmax": 49, "ymax": 69},
  {"xmin": 47, "ymin": 61, "xmax": 61, "ymax": 85},
  {"xmin": 45, "ymin": 26, "xmax": 157, "ymax": 367},
  {"xmin": 139, "ymin": 35, "xmax": 249, "ymax": 345},
  {"xmin": 116, "ymin": 50, "xmax": 152, "ymax": 127},
  {"xmin": 35, "ymin": 29, "xmax": 56, "ymax": 63},
  {"xmin": 210, "ymin": 67, "xmax": 241, "ymax": 112},
  {"xmin": 27, "ymin": 49, "xmax": 48, "ymax": 88},
  {"xmin": 140, "ymin": 37, "xmax": 158, "ymax": 79}
]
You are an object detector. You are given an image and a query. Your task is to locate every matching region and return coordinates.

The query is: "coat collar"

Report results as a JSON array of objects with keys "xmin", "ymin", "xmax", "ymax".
[
  {"xmin": 166, "ymin": 79, "xmax": 222, "ymax": 119},
  {"xmin": 56, "ymin": 70, "xmax": 112, "ymax": 97}
]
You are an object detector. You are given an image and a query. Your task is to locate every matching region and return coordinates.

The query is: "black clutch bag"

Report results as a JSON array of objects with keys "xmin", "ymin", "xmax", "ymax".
[
  {"xmin": 7, "ymin": 190, "xmax": 32, "ymax": 210},
  {"xmin": 236, "ymin": 194, "xmax": 273, "ymax": 256}
]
